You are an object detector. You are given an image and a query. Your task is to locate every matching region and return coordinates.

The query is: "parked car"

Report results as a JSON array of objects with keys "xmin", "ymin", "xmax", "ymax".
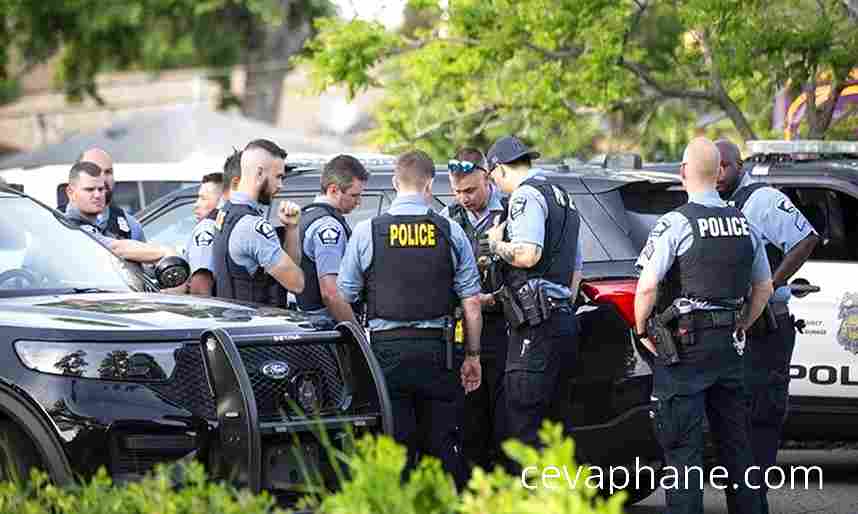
[
  {"xmin": 0, "ymin": 185, "xmax": 391, "ymax": 501},
  {"xmin": 139, "ymin": 163, "xmax": 690, "ymax": 504}
]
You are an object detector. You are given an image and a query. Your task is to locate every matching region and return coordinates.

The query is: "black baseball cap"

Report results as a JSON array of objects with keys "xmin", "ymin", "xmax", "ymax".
[{"xmin": 487, "ymin": 135, "xmax": 541, "ymax": 170}]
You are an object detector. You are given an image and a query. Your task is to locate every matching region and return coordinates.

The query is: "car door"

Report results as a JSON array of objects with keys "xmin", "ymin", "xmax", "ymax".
[{"xmin": 775, "ymin": 182, "xmax": 858, "ymax": 398}]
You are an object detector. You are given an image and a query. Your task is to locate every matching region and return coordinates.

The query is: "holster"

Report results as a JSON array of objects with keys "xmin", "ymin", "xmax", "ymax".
[
  {"xmin": 442, "ymin": 315, "xmax": 455, "ymax": 371},
  {"xmin": 747, "ymin": 304, "xmax": 779, "ymax": 338},
  {"xmin": 647, "ymin": 307, "xmax": 681, "ymax": 366}
]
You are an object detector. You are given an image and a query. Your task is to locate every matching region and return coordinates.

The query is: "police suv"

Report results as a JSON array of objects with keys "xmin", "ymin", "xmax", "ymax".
[{"xmin": 0, "ymin": 185, "xmax": 390, "ymax": 500}]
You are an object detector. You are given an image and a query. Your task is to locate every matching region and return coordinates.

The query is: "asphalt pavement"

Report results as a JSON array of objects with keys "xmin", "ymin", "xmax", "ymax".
[{"xmin": 628, "ymin": 449, "xmax": 858, "ymax": 514}]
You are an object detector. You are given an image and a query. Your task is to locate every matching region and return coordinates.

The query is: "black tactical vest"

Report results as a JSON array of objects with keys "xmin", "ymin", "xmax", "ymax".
[
  {"xmin": 658, "ymin": 203, "xmax": 755, "ymax": 311},
  {"xmin": 729, "ymin": 182, "xmax": 784, "ymax": 272},
  {"xmin": 212, "ymin": 203, "xmax": 277, "ymax": 305},
  {"xmin": 447, "ymin": 200, "xmax": 507, "ymax": 261},
  {"xmin": 296, "ymin": 202, "xmax": 352, "ymax": 311},
  {"xmin": 503, "ymin": 178, "xmax": 580, "ymax": 287},
  {"xmin": 103, "ymin": 205, "xmax": 132, "ymax": 240},
  {"xmin": 366, "ymin": 211, "xmax": 456, "ymax": 321}
]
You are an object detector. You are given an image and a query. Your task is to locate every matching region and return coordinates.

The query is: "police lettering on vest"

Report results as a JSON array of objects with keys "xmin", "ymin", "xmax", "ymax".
[
  {"xmin": 389, "ymin": 222, "xmax": 437, "ymax": 247},
  {"xmin": 696, "ymin": 216, "xmax": 751, "ymax": 238}
]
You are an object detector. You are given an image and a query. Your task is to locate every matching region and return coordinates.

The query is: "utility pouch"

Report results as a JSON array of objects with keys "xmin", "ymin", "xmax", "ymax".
[{"xmin": 499, "ymin": 286, "xmax": 528, "ymax": 328}]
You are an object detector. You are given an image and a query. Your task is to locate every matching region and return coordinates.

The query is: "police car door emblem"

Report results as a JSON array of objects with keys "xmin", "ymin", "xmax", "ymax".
[
  {"xmin": 837, "ymin": 292, "xmax": 858, "ymax": 354},
  {"xmin": 261, "ymin": 361, "xmax": 290, "ymax": 380}
]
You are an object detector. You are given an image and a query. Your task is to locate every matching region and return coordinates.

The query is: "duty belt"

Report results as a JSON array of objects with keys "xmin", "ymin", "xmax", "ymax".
[
  {"xmin": 370, "ymin": 327, "xmax": 444, "ymax": 342},
  {"xmin": 677, "ymin": 310, "xmax": 740, "ymax": 333},
  {"xmin": 547, "ymin": 297, "xmax": 574, "ymax": 311}
]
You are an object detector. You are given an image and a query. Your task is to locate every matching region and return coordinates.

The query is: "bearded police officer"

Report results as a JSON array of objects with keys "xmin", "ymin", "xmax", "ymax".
[
  {"xmin": 337, "ymin": 150, "xmax": 482, "ymax": 485},
  {"xmin": 78, "ymin": 148, "xmax": 146, "ymax": 241},
  {"xmin": 635, "ymin": 137, "xmax": 773, "ymax": 514},
  {"xmin": 297, "ymin": 155, "xmax": 369, "ymax": 324},
  {"xmin": 716, "ymin": 139, "xmax": 819, "ymax": 514},
  {"xmin": 212, "ymin": 139, "xmax": 304, "ymax": 302},
  {"xmin": 440, "ymin": 147, "xmax": 507, "ymax": 470},
  {"xmin": 484, "ymin": 136, "xmax": 584, "ymax": 459}
]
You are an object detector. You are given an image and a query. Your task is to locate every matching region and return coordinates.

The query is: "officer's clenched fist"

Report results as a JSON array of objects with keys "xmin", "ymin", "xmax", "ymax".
[{"xmin": 277, "ymin": 200, "xmax": 301, "ymax": 226}]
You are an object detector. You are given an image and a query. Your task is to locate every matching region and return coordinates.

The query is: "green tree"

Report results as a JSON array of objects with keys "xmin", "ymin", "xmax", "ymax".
[
  {"xmin": 301, "ymin": 0, "xmax": 858, "ymax": 160},
  {"xmin": 0, "ymin": 0, "xmax": 332, "ymax": 123}
]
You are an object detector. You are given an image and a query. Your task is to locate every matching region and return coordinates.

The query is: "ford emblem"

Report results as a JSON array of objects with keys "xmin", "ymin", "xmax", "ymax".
[{"xmin": 261, "ymin": 361, "xmax": 290, "ymax": 380}]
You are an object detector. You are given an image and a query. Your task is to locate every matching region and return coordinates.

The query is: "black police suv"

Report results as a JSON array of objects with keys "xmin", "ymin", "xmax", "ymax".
[
  {"xmin": 0, "ymin": 185, "xmax": 390, "ymax": 499},
  {"xmin": 140, "ymin": 161, "xmax": 687, "ymax": 504}
]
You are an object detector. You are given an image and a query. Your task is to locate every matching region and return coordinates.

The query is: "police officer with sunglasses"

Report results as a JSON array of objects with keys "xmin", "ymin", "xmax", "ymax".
[{"xmin": 440, "ymin": 148, "xmax": 508, "ymax": 471}]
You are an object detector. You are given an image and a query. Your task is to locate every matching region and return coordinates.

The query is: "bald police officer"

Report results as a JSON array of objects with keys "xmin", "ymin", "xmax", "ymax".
[
  {"xmin": 297, "ymin": 155, "xmax": 369, "ymax": 324},
  {"xmin": 716, "ymin": 139, "xmax": 820, "ymax": 514},
  {"xmin": 78, "ymin": 148, "xmax": 146, "ymax": 241},
  {"xmin": 212, "ymin": 139, "xmax": 304, "ymax": 303},
  {"xmin": 484, "ymin": 135, "xmax": 585, "ymax": 458},
  {"xmin": 337, "ymin": 150, "xmax": 482, "ymax": 485},
  {"xmin": 635, "ymin": 137, "xmax": 773, "ymax": 514},
  {"xmin": 440, "ymin": 147, "xmax": 507, "ymax": 470}
]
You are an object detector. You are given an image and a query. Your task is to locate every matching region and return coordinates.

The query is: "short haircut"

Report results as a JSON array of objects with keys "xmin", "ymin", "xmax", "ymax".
[
  {"xmin": 201, "ymin": 172, "xmax": 224, "ymax": 188},
  {"xmin": 321, "ymin": 155, "xmax": 370, "ymax": 193},
  {"xmin": 68, "ymin": 161, "xmax": 103, "ymax": 183},
  {"xmin": 505, "ymin": 155, "xmax": 532, "ymax": 169},
  {"xmin": 222, "ymin": 148, "xmax": 242, "ymax": 187},
  {"xmin": 395, "ymin": 150, "xmax": 435, "ymax": 187},
  {"xmin": 244, "ymin": 139, "xmax": 287, "ymax": 160}
]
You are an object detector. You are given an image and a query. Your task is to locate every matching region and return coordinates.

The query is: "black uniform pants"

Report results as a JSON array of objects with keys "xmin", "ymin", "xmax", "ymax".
[
  {"xmin": 496, "ymin": 308, "xmax": 578, "ymax": 468},
  {"xmin": 371, "ymin": 336, "xmax": 466, "ymax": 486},
  {"xmin": 462, "ymin": 312, "xmax": 508, "ymax": 471},
  {"xmin": 742, "ymin": 312, "xmax": 796, "ymax": 514},
  {"xmin": 652, "ymin": 328, "xmax": 761, "ymax": 514}
]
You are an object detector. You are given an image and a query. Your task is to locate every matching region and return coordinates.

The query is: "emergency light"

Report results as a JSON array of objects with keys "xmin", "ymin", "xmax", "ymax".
[{"xmin": 747, "ymin": 140, "xmax": 858, "ymax": 156}]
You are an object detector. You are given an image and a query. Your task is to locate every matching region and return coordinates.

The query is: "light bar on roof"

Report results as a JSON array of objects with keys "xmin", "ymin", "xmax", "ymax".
[{"xmin": 747, "ymin": 140, "xmax": 858, "ymax": 155}]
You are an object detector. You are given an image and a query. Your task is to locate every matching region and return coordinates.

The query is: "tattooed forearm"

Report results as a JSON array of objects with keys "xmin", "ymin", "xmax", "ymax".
[{"xmin": 489, "ymin": 240, "xmax": 542, "ymax": 267}]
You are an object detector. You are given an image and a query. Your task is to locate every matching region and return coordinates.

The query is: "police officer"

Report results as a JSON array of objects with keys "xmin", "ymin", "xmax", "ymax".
[
  {"xmin": 715, "ymin": 139, "xmax": 820, "ymax": 514},
  {"xmin": 212, "ymin": 139, "xmax": 304, "ymax": 303},
  {"xmin": 297, "ymin": 155, "xmax": 369, "ymax": 324},
  {"xmin": 440, "ymin": 147, "xmax": 507, "ymax": 470},
  {"xmin": 484, "ymin": 135, "xmax": 584, "ymax": 456},
  {"xmin": 181, "ymin": 151, "xmax": 240, "ymax": 296},
  {"xmin": 635, "ymin": 137, "xmax": 773, "ymax": 514},
  {"xmin": 78, "ymin": 148, "xmax": 146, "ymax": 241},
  {"xmin": 337, "ymin": 150, "xmax": 483, "ymax": 485}
]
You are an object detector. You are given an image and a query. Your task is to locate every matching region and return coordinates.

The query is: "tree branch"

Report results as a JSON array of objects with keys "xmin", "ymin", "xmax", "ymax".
[
  {"xmin": 523, "ymin": 42, "xmax": 583, "ymax": 61},
  {"xmin": 411, "ymin": 105, "xmax": 498, "ymax": 140},
  {"xmin": 620, "ymin": 60, "xmax": 714, "ymax": 101}
]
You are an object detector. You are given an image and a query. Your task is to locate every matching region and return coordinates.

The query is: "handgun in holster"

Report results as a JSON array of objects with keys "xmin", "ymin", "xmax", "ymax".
[
  {"xmin": 497, "ymin": 267, "xmax": 551, "ymax": 328},
  {"xmin": 747, "ymin": 303, "xmax": 779, "ymax": 338},
  {"xmin": 647, "ymin": 305, "xmax": 682, "ymax": 366}
]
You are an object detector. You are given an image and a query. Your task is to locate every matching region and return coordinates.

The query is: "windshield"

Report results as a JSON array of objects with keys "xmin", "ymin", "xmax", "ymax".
[{"xmin": 0, "ymin": 196, "xmax": 141, "ymax": 295}]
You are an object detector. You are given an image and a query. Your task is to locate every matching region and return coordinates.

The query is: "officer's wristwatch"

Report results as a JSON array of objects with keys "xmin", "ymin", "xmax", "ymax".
[
  {"xmin": 464, "ymin": 350, "xmax": 480, "ymax": 358},
  {"xmin": 635, "ymin": 329, "xmax": 648, "ymax": 339}
]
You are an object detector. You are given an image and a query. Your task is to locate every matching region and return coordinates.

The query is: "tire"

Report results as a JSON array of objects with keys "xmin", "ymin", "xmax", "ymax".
[{"xmin": 0, "ymin": 420, "xmax": 43, "ymax": 483}]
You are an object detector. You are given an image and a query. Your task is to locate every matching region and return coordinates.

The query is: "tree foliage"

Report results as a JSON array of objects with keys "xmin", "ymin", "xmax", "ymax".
[{"xmin": 302, "ymin": 0, "xmax": 858, "ymax": 160}]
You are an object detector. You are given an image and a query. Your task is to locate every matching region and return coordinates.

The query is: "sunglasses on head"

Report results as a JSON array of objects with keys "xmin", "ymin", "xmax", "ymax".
[{"xmin": 448, "ymin": 159, "xmax": 485, "ymax": 174}]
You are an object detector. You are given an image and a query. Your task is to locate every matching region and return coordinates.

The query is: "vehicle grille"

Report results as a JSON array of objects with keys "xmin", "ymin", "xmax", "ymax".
[
  {"xmin": 238, "ymin": 344, "xmax": 347, "ymax": 423},
  {"xmin": 149, "ymin": 344, "xmax": 216, "ymax": 419}
]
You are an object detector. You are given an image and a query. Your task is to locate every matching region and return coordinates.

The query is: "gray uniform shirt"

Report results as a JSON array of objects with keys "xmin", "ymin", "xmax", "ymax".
[
  {"xmin": 301, "ymin": 195, "xmax": 349, "ymax": 320},
  {"xmin": 337, "ymin": 194, "xmax": 482, "ymax": 331},
  {"xmin": 731, "ymin": 172, "xmax": 817, "ymax": 304},
  {"xmin": 636, "ymin": 190, "xmax": 772, "ymax": 311},
  {"xmin": 506, "ymin": 168, "xmax": 585, "ymax": 299},
  {"xmin": 226, "ymin": 192, "xmax": 284, "ymax": 275},
  {"xmin": 439, "ymin": 183, "xmax": 506, "ymax": 232},
  {"xmin": 185, "ymin": 208, "xmax": 221, "ymax": 276}
]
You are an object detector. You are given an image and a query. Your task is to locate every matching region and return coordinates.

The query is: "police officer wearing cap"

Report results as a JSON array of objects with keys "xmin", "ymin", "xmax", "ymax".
[
  {"xmin": 78, "ymin": 147, "xmax": 146, "ymax": 241},
  {"xmin": 440, "ymin": 147, "xmax": 507, "ymax": 470},
  {"xmin": 635, "ymin": 137, "xmax": 773, "ymax": 514},
  {"xmin": 297, "ymin": 155, "xmax": 369, "ymax": 324},
  {"xmin": 337, "ymin": 150, "xmax": 483, "ymax": 485},
  {"xmin": 484, "ymin": 135, "xmax": 585, "ymax": 457},
  {"xmin": 716, "ymin": 139, "xmax": 819, "ymax": 514},
  {"xmin": 212, "ymin": 139, "xmax": 304, "ymax": 302}
]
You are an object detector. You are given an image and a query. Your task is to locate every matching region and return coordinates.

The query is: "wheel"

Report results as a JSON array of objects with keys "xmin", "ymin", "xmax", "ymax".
[
  {"xmin": 0, "ymin": 269, "xmax": 39, "ymax": 289},
  {"xmin": 0, "ymin": 420, "xmax": 42, "ymax": 483}
]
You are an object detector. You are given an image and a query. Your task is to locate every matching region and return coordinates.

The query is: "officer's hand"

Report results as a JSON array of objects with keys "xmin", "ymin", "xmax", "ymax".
[
  {"xmin": 278, "ymin": 201, "xmax": 301, "ymax": 227},
  {"xmin": 479, "ymin": 293, "xmax": 496, "ymax": 308},
  {"xmin": 486, "ymin": 219, "xmax": 506, "ymax": 248},
  {"xmin": 461, "ymin": 356, "xmax": 481, "ymax": 393},
  {"xmin": 478, "ymin": 233, "xmax": 492, "ymax": 258},
  {"xmin": 640, "ymin": 336, "xmax": 658, "ymax": 356}
]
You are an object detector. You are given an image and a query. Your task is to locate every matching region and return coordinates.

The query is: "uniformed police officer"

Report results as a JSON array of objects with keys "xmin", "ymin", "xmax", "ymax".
[
  {"xmin": 484, "ymin": 135, "xmax": 585, "ymax": 457},
  {"xmin": 78, "ymin": 148, "xmax": 146, "ymax": 241},
  {"xmin": 212, "ymin": 139, "xmax": 304, "ymax": 302},
  {"xmin": 715, "ymin": 139, "xmax": 820, "ymax": 514},
  {"xmin": 297, "ymin": 155, "xmax": 369, "ymax": 324},
  {"xmin": 635, "ymin": 137, "xmax": 773, "ymax": 514},
  {"xmin": 440, "ymin": 147, "xmax": 507, "ymax": 470},
  {"xmin": 337, "ymin": 150, "xmax": 483, "ymax": 485},
  {"xmin": 178, "ymin": 170, "xmax": 227, "ymax": 295}
]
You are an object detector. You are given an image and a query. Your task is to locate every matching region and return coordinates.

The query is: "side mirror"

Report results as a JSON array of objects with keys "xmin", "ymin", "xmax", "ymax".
[{"xmin": 154, "ymin": 256, "xmax": 190, "ymax": 289}]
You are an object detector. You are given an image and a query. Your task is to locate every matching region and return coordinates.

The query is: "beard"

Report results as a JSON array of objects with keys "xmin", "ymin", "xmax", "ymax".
[
  {"xmin": 105, "ymin": 188, "xmax": 113, "ymax": 205},
  {"xmin": 258, "ymin": 178, "xmax": 273, "ymax": 206}
]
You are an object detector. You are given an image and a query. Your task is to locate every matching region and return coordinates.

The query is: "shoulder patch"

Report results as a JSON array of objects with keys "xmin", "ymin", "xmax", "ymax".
[
  {"xmin": 510, "ymin": 197, "xmax": 527, "ymax": 220},
  {"xmin": 318, "ymin": 225, "xmax": 342, "ymax": 246},
  {"xmin": 650, "ymin": 219, "xmax": 671, "ymax": 239},
  {"xmin": 117, "ymin": 216, "xmax": 130, "ymax": 233},
  {"xmin": 194, "ymin": 229, "xmax": 215, "ymax": 247},
  {"xmin": 254, "ymin": 219, "xmax": 277, "ymax": 240},
  {"xmin": 776, "ymin": 198, "xmax": 796, "ymax": 215}
]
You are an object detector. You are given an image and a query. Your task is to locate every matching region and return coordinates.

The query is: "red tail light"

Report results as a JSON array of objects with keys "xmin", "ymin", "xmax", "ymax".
[{"xmin": 581, "ymin": 279, "xmax": 638, "ymax": 328}]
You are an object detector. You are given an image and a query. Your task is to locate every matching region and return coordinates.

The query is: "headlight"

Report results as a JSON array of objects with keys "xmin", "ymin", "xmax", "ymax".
[{"xmin": 14, "ymin": 340, "xmax": 186, "ymax": 382}]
